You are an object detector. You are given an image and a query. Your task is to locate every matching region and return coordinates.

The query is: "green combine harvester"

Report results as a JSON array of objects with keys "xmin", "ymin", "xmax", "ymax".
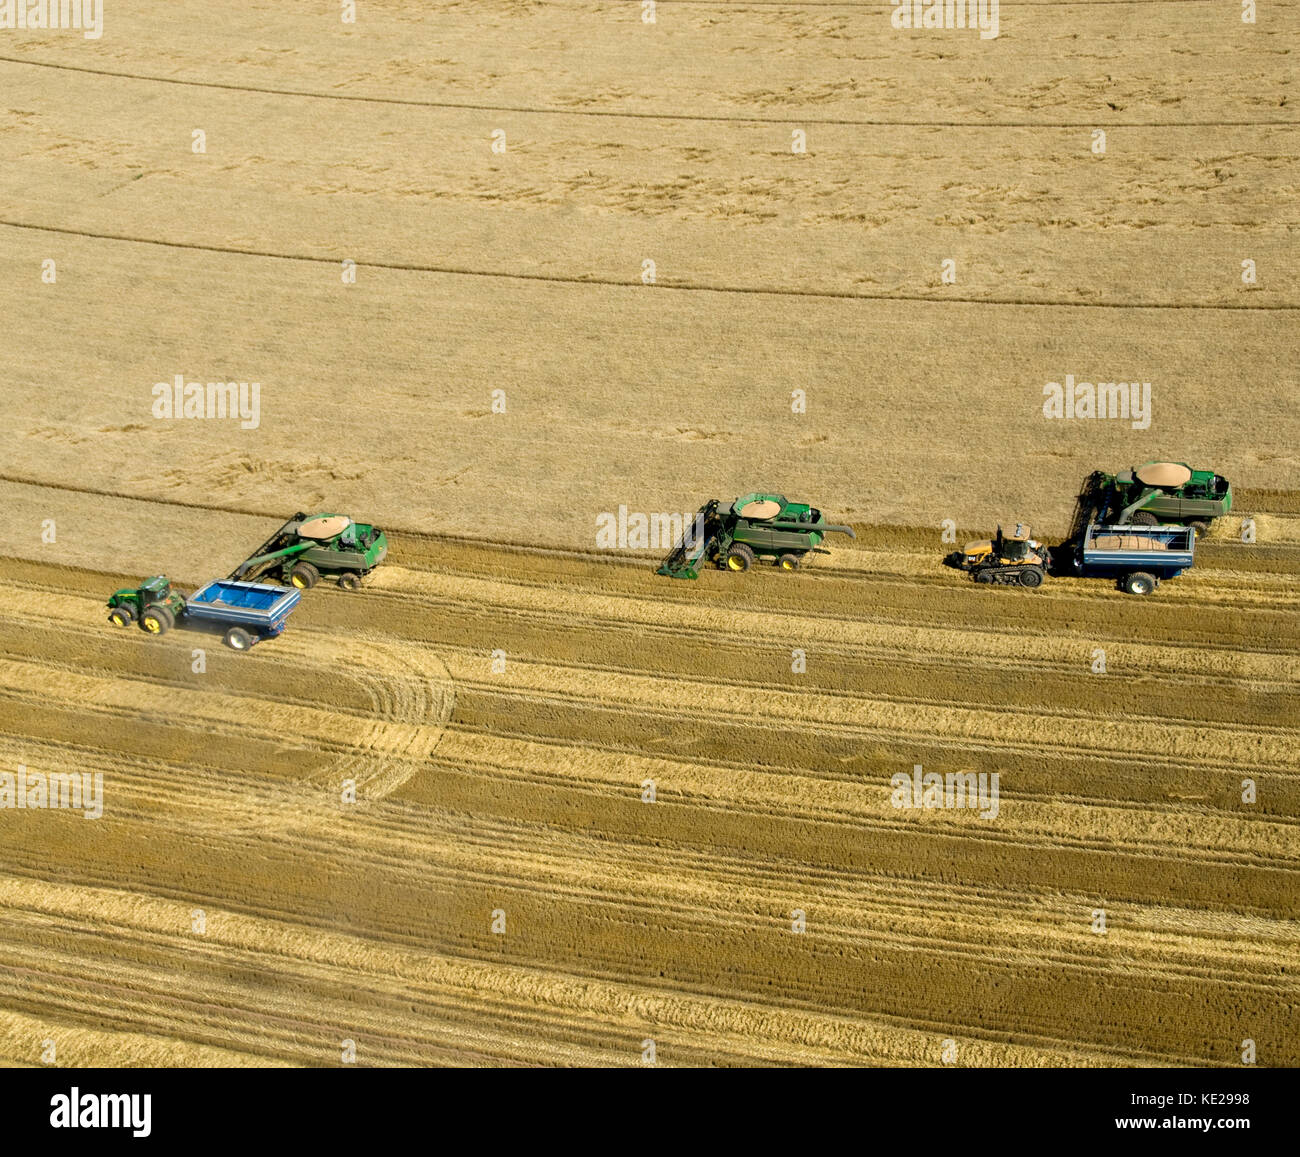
[
  {"xmin": 658, "ymin": 493, "xmax": 855, "ymax": 578},
  {"xmin": 230, "ymin": 512, "xmax": 388, "ymax": 589},
  {"xmin": 1084, "ymin": 462, "xmax": 1231, "ymax": 537}
]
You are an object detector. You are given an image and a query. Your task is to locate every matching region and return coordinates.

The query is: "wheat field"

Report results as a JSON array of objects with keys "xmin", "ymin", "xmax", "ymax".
[{"xmin": 0, "ymin": 1, "xmax": 1297, "ymax": 1066}]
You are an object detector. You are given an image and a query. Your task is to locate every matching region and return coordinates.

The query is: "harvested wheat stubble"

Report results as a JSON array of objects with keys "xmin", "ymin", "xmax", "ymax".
[
  {"xmin": 2, "ymin": 542, "xmax": 1298, "ymax": 1065},
  {"xmin": 0, "ymin": 874, "xmax": 1140, "ymax": 1068}
]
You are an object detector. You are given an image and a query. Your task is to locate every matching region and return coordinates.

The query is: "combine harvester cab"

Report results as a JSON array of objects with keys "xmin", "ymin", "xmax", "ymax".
[
  {"xmin": 183, "ymin": 580, "xmax": 302, "ymax": 650},
  {"xmin": 1073, "ymin": 523, "xmax": 1195, "ymax": 595},
  {"xmin": 231, "ymin": 512, "xmax": 388, "ymax": 590},
  {"xmin": 658, "ymin": 493, "xmax": 855, "ymax": 578}
]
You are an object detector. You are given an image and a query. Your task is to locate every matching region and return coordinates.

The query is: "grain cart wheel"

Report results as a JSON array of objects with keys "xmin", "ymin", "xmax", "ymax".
[
  {"xmin": 778, "ymin": 553, "xmax": 802, "ymax": 572},
  {"xmin": 1018, "ymin": 566, "xmax": 1045, "ymax": 588},
  {"xmin": 338, "ymin": 572, "xmax": 362, "ymax": 591},
  {"xmin": 107, "ymin": 605, "xmax": 136, "ymax": 627},
  {"xmin": 1122, "ymin": 571, "xmax": 1156, "ymax": 596},
  {"xmin": 288, "ymin": 562, "xmax": 319, "ymax": 589},
  {"xmin": 725, "ymin": 544, "xmax": 755, "ymax": 572},
  {"xmin": 224, "ymin": 627, "xmax": 253, "ymax": 651},
  {"xmin": 1188, "ymin": 521, "xmax": 1210, "ymax": 538},
  {"xmin": 1130, "ymin": 511, "xmax": 1158, "ymax": 526},
  {"xmin": 140, "ymin": 605, "xmax": 174, "ymax": 635}
]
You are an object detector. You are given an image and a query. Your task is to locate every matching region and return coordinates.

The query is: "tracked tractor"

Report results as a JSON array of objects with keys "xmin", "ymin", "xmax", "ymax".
[
  {"xmin": 657, "ymin": 493, "xmax": 855, "ymax": 578},
  {"xmin": 230, "ymin": 513, "xmax": 388, "ymax": 589},
  {"xmin": 959, "ymin": 525, "xmax": 1051, "ymax": 588}
]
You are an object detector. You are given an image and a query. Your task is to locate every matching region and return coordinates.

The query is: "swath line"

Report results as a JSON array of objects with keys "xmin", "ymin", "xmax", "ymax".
[
  {"xmin": 0, "ymin": 54, "xmax": 1296, "ymax": 128},
  {"xmin": 3, "ymin": 220, "xmax": 1298, "ymax": 310}
]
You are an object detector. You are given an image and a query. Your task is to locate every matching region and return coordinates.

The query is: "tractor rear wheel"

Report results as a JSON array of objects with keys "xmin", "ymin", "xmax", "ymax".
[
  {"xmin": 1130, "ymin": 511, "xmax": 1159, "ymax": 526},
  {"xmin": 108, "ymin": 605, "xmax": 136, "ymax": 627},
  {"xmin": 725, "ymin": 545, "xmax": 755, "ymax": 572},
  {"xmin": 778, "ymin": 553, "xmax": 801, "ymax": 572},
  {"xmin": 1019, "ymin": 566, "xmax": 1045, "ymax": 588},
  {"xmin": 1122, "ymin": 571, "xmax": 1156, "ymax": 596},
  {"xmin": 288, "ymin": 562, "xmax": 319, "ymax": 589},
  {"xmin": 141, "ymin": 605, "xmax": 174, "ymax": 635},
  {"xmin": 973, "ymin": 569, "xmax": 993, "ymax": 583},
  {"xmin": 338, "ymin": 572, "xmax": 362, "ymax": 591},
  {"xmin": 224, "ymin": 627, "xmax": 253, "ymax": 651}
]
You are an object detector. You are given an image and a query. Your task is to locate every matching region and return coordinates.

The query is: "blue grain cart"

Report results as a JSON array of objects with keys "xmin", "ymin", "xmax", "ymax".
[
  {"xmin": 184, "ymin": 580, "xmax": 302, "ymax": 649},
  {"xmin": 1072, "ymin": 524, "xmax": 1195, "ymax": 595}
]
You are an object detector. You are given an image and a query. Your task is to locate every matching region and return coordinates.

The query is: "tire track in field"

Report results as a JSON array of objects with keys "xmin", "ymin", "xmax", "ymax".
[
  {"xmin": 1, "ymin": 57, "xmax": 1297, "ymax": 132},
  {"xmin": 4, "ymin": 726, "xmax": 1296, "ymax": 978},
  {"xmin": 4, "ymin": 219, "xmax": 1300, "ymax": 310},
  {"xmin": 5, "ymin": 618, "xmax": 1294, "ymax": 803},
  {"xmin": 10, "ymin": 574, "xmax": 1300, "ymax": 811},
  {"xmin": 0, "ymin": 874, "xmax": 1144, "ymax": 1068},
  {"xmin": 1, "ymin": 545, "xmax": 1296, "ymax": 1063},
  {"xmin": 2, "ymin": 735, "xmax": 1295, "ymax": 1046},
  {"xmin": 1, "ymin": 747, "xmax": 1293, "ymax": 1064},
  {"xmin": 0, "ymin": 585, "xmax": 456, "ymax": 810},
  {"xmin": 6, "ymin": 574, "xmax": 1295, "ymax": 754}
]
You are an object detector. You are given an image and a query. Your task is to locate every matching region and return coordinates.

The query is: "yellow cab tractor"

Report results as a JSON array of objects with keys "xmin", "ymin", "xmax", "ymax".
[{"xmin": 959, "ymin": 523, "xmax": 1051, "ymax": 588}]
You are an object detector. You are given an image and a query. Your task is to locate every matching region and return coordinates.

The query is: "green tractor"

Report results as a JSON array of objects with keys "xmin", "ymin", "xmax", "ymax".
[
  {"xmin": 230, "ymin": 513, "xmax": 388, "ymax": 590},
  {"xmin": 1089, "ymin": 462, "xmax": 1231, "ymax": 537},
  {"xmin": 658, "ymin": 493, "xmax": 856, "ymax": 578},
  {"xmin": 106, "ymin": 575, "xmax": 188, "ymax": 634}
]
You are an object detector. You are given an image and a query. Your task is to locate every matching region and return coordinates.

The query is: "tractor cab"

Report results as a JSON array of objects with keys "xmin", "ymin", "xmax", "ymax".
[
  {"xmin": 992, "ymin": 525, "xmax": 1033, "ymax": 562},
  {"xmin": 998, "ymin": 535, "xmax": 1029, "ymax": 562},
  {"xmin": 138, "ymin": 576, "xmax": 172, "ymax": 604},
  {"xmin": 107, "ymin": 574, "xmax": 185, "ymax": 630}
]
